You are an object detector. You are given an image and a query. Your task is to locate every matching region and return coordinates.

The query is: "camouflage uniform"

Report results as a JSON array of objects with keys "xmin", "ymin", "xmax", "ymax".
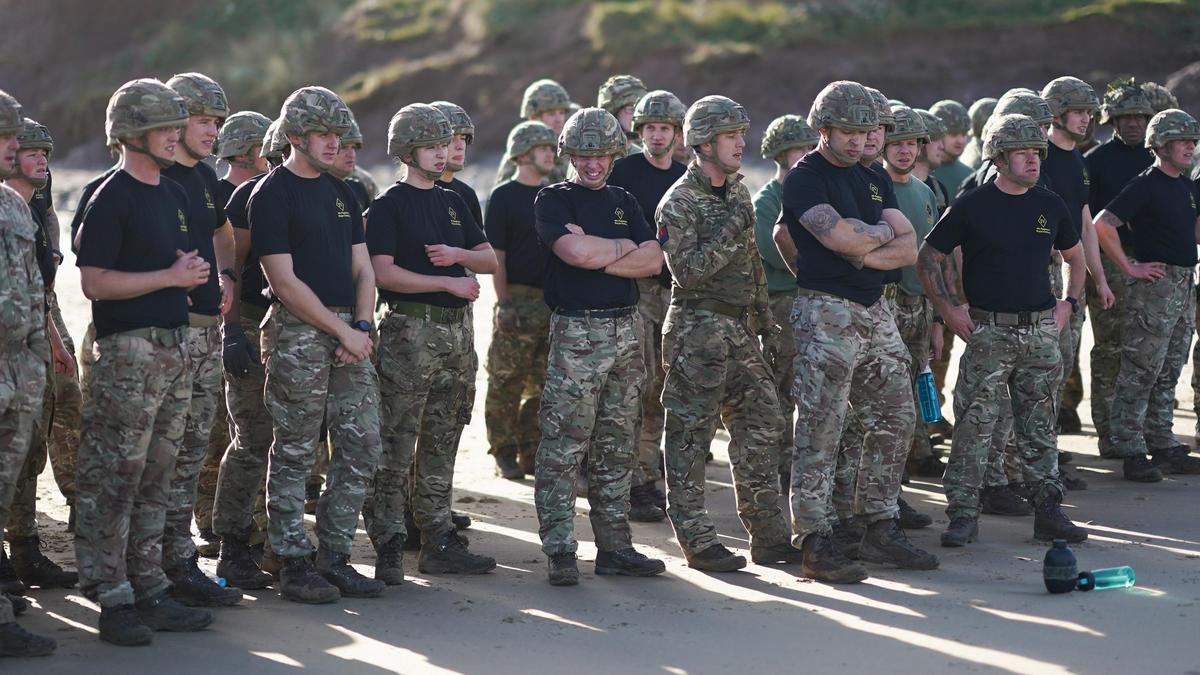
[
  {"xmin": 633, "ymin": 279, "xmax": 668, "ymax": 484},
  {"xmin": 484, "ymin": 283, "xmax": 551, "ymax": 463},
  {"xmin": 47, "ymin": 295, "xmax": 81, "ymax": 501},
  {"xmin": 192, "ymin": 396, "xmax": 229, "ymax": 534}
]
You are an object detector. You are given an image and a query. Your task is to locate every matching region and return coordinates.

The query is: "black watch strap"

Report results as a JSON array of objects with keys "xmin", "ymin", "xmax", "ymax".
[
  {"xmin": 352, "ymin": 319, "xmax": 372, "ymax": 332},
  {"xmin": 220, "ymin": 267, "xmax": 238, "ymax": 283}
]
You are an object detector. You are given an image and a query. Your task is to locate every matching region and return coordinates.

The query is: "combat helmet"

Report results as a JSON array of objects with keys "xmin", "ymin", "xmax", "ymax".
[
  {"xmin": 993, "ymin": 91, "xmax": 1053, "ymax": 126},
  {"xmin": 522, "ymin": 79, "xmax": 571, "ymax": 119},
  {"xmin": 915, "ymin": 109, "xmax": 946, "ymax": 140},
  {"xmin": 507, "ymin": 120, "xmax": 557, "ymax": 159},
  {"xmin": 558, "ymin": 107, "xmax": 625, "ymax": 158},
  {"xmin": 166, "ymin": 72, "xmax": 229, "ymax": 121},
  {"xmin": 214, "ymin": 111, "xmax": 271, "ymax": 160},
  {"xmin": 16, "ymin": 118, "xmax": 53, "ymax": 156},
  {"xmin": 931, "ymin": 100, "xmax": 970, "ymax": 135},
  {"xmin": 808, "ymin": 80, "xmax": 878, "ymax": 132},
  {"xmin": 1142, "ymin": 82, "xmax": 1179, "ymax": 114},
  {"xmin": 968, "ymin": 97, "xmax": 998, "ymax": 139},
  {"xmin": 983, "ymin": 113, "xmax": 1048, "ymax": 161},
  {"xmin": 598, "ymin": 75, "xmax": 648, "ymax": 117},
  {"xmin": 388, "ymin": 103, "xmax": 452, "ymax": 180},
  {"xmin": 761, "ymin": 115, "xmax": 818, "ymax": 162},
  {"xmin": 684, "ymin": 95, "xmax": 749, "ymax": 147},
  {"xmin": 104, "ymin": 79, "xmax": 189, "ymax": 168},
  {"xmin": 280, "ymin": 86, "xmax": 352, "ymax": 138},
  {"xmin": 0, "ymin": 90, "xmax": 23, "ymax": 136},
  {"xmin": 1099, "ymin": 78, "xmax": 1153, "ymax": 125},
  {"xmin": 430, "ymin": 100, "xmax": 475, "ymax": 144},
  {"xmin": 340, "ymin": 114, "xmax": 363, "ymax": 149},
  {"xmin": 865, "ymin": 87, "xmax": 896, "ymax": 132},
  {"xmin": 1145, "ymin": 109, "xmax": 1200, "ymax": 149},
  {"xmin": 886, "ymin": 106, "xmax": 929, "ymax": 144},
  {"xmin": 1040, "ymin": 77, "xmax": 1100, "ymax": 119},
  {"xmin": 261, "ymin": 117, "xmax": 289, "ymax": 165},
  {"xmin": 633, "ymin": 90, "xmax": 687, "ymax": 131}
]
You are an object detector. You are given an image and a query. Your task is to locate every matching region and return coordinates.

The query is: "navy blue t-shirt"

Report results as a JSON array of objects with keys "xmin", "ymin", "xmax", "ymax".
[
  {"xmin": 438, "ymin": 177, "xmax": 483, "ymax": 231},
  {"xmin": 485, "ymin": 180, "xmax": 546, "ymax": 288},
  {"xmin": 1043, "ymin": 143, "xmax": 1089, "ymax": 233},
  {"xmin": 608, "ymin": 152, "xmax": 685, "ymax": 287},
  {"xmin": 76, "ymin": 170, "xmax": 191, "ymax": 338},
  {"xmin": 535, "ymin": 181, "xmax": 654, "ymax": 311},
  {"xmin": 1086, "ymin": 136, "xmax": 1153, "ymax": 248},
  {"xmin": 925, "ymin": 182, "xmax": 1078, "ymax": 313},
  {"xmin": 70, "ymin": 166, "xmax": 118, "ymax": 254},
  {"xmin": 366, "ymin": 182, "xmax": 488, "ymax": 308},
  {"xmin": 1104, "ymin": 166, "xmax": 1199, "ymax": 267},
  {"xmin": 226, "ymin": 174, "xmax": 269, "ymax": 309},
  {"xmin": 865, "ymin": 162, "xmax": 902, "ymax": 284},
  {"xmin": 163, "ymin": 161, "xmax": 225, "ymax": 316},
  {"xmin": 781, "ymin": 150, "xmax": 898, "ymax": 306},
  {"xmin": 248, "ymin": 168, "xmax": 365, "ymax": 308},
  {"xmin": 26, "ymin": 192, "xmax": 55, "ymax": 288}
]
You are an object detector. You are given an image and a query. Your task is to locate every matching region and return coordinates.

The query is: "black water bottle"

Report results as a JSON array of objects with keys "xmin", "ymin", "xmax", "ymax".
[{"xmin": 1043, "ymin": 539, "xmax": 1077, "ymax": 594}]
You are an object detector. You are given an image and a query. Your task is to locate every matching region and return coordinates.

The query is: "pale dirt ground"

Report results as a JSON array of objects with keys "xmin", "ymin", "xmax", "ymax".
[{"xmin": 8, "ymin": 166, "xmax": 1200, "ymax": 674}]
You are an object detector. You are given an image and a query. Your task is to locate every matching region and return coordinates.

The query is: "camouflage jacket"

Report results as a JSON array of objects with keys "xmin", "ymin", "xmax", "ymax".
[
  {"xmin": 0, "ymin": 184, "xmax": 48, "ymax": 359},
  {"xmin": 657, "ymin": 161, "xmax": 768, "ymax": 312}
]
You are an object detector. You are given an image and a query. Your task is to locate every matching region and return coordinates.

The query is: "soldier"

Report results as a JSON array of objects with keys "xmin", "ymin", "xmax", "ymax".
[
  {"xmin": 156, "ymin": 72, "xmax": 241, "ymax": 607},
  {"xmin": 363, "ymin": 103, "xmax": 497, "ymax": 583},
  {"xmin": 655, "ymin": 95, "xmax": 798, "ymax": 571},
  {"xmin": 497, "ymin": 79, "xmax": 573, "ymax": 186},
  {"xmin": 331, "ymin": 115, "xmax": 372, "ymax": 212},
  {"xmin": 960, "ymin": 97, "xmax": 998, "ymax": 169},
  {"xmin": 211, "ymin": 119, "xmax": 288, "ymax": 590},
  {"xmin": 250, "ymin": 86, "xmax": 384, "ymax": 603},
  {"xmin": 607, "ymin": 89, "xmax": 688, "ymax": 522},
  {"xmin": 773, "ymin": 81, "xmax": 935, "ymax": 583},
  {"xmin": 193, "ymin": 109, "xmax": 272, "ymax": 558},
  {"xmin": 485, "ymin": 122, "xmax": 559, "ymax": 479},
  {"xmin": 597, "ymin": 75, "xmax": 649, "ymax": 155},
  {"xmin": 534, "ymin": 108, "xmax": 666, "ymax": 586},
  {"xmin": 3, "ymin": 118, "xmax": 79, "ymax": 591},
  {"xmin": 919, "ymin": 113, "xmax": 1089, "ymax": 547},
  {"xmin": 1094, "ymin": 109, "xmax": 1200, "ymax": 480},
  {"xmin": 75, "ymin": 78, "xmax": 216, "ymax": 645},
  {"xmin": 931, "ymin": 100, "xmax": 974, "ymax": 193},
  {"xmin": 753, "ymin": 115, "xmax": 818, "ymax": 493},
  {"xmin": 431, "ymin": 101, "xmax": 484, "ymax": 227},
  {"xmin": 1084, "ymin": 80, "xmax": 1154, "ymax": 447},
  {"xmin": 0, "ymin": 89, "xmax": 57, "ymax": 658}
]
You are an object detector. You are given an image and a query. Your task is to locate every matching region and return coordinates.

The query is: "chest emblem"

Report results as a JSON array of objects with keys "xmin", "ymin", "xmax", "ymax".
[
  {"xmin": 1035, "ymin": 214, "xmax": 1051, "ymax": 235},
  {"xmin": 1190, "ymin": 192, "xmax": 1197, "ymax": 213},
  {"xmin": 925, "ymin": 202, "xmax": 934, "ymax": 225},
  {"xmin": 448, "ymin": 206, "xmax": 461, "ymax": 227},
  {"xmin": 204, "ymin": 188, "xmax": 214, "ymax": 210},
  {"xmin": 1082, "ymin": 168, "xmax": 1090, "ymax": 187},
  {"xmin": 869, "ymin": 182, "xmax": 882, "ymax": 203},
  {"xmin": 178, "ymin": 208, "xmax": 188, "ymax": 233},
  {"xmin": 613, "ymin": 207, "xmax": 628, "ymax": 227},
  {"xmin": 335, "ymin": 197, "xmax": 351, "ymax": 219}
]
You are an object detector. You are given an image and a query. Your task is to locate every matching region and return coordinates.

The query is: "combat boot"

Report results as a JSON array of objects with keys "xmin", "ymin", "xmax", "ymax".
[
  {"xmin": 517, "ymin": 447, "xmax": 536, "ymax": 477},
  {"xmin": 628, "ymin": 482, "xmax": 666, "ymax": 523},
  {"xmin": 493, "ymin": 445, "xmax": 524, "ymax": 480},
  {"xmin": 135, "ymin": 590, "xmax": 214, "ymax": 632},
  {"xmin": 195, "ymin": 528, "xmax": 221, "ymax": 558},
  {"xmin": 908, "ymin": 455, "xmax": 946, "ymax": 478},
  {"xmin": 451, "ymin": 511, "xmax": 472, "ymax": 530},
  {"xmin": 1033, "ymin": 494, "xmax": 1087, "ymax": 543},
  {"xmin": 800, "ymin": 533, "xmax": 867, "ymax": 584},
  {"xmin": 1123, "ymin": 455, "xmax": 1163, "ymax": 483},
  {"xmin": 594, "ymin": 547, "xmax": 665, "ymax": 577},
  {"xmin": 1058, "ymin": 450, "xmax": 1075, "ymax": 464},
  {"xmin": 898, "ymin": 497, "xmax": 932, "ymax": 529},
  {"xmin": 547, "ymin": 552, "xmax": 579, "ymax": 586},
  {"xmin": 1150, "ymin": 445, "xmax": 1200, "ymax": 475},
  {"xmin": 685, "ymin": 544, "xmax": 746, "ymax": 572},
  {"xmin": 647, "ymin": 483, "xmax": 667, "ymax": 512},
  {"xmin": 857, "ymin": 519, "xmax": 939, "ymax": 570},
  {"xmin": 5, "ymin": 593, "xmax": 27, "ymax": 616},
  {"xmin": 374, "ymin": 535, "xmax": 405, "ymax": 586},
  {"xmin": 216, "ymin": 538, "xmax": 273, "ymax": 590},
  {"xmin": 403, "ymin": 509, "xmax": 422, "ymax": 551},
  {"xmin": 830, "ymin": 518, "xmax": 864, "ymax": 559},
  {"xmin": 750, "ymin": 542, "xmax": 805, "ymax": 565},
  {"xmin": 418, "ymin": 531, "xmax": 496, "ymax": 575},
  {"xmin": 166, "ymin": 555, "xmax": 242, "ymax": 607},
  {"xmin": 940, "ymin": 517, "xmax": 979, "ymax": 547},
  {"xmin": 0, "ymin": 549, "xmax": 26, "ymax": 596},
  {"xmin": 9, "ymin": 536, "xmax": 77, "ymax": 588},
  {"xmin": 1057, "ymin": 408, "xmax": 1082, "ymax": 435},
  {"xmin": 303, "ymin": 481, "xmax": 322, "ymax": 515},
  {"xmin": 980, "ymin": 485, "xmax": 1033, "ymax": 516},
  {"xmin": 279, "ymin": 555, "xmax": 340, "ymax": 604},
  {"xmin": 315, "ymin": 547, "xmax": 385, "ymax": 598},
  {"xmin": 260, "ymin": 547, "xmax": 283, "ymax": 579},
  {"xmin": 98, "ymin": 604, "xmax": 153, "ymax": 646},
  {"xmin": 0, "ymin": 620, "xmax": 56, "ymax": 657}
]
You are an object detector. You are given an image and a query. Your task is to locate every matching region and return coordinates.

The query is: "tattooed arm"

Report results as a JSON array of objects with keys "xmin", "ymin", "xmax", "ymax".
[
  {"xmin": 798, "ymin": 203, "xmax": 895, "ymax": 257},
  {"xmin": 916, "ymin": 242, "xmax": 975, "ymax": 340},
  {"xmin": 1093, "ymin": 209, "xmax": 1166, "ymax": 281},
  {"xmin": 861, "ymin": 207, "xmax": 918, "ymax": 270}
]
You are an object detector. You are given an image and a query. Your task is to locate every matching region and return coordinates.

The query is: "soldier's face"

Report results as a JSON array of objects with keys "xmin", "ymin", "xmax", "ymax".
[
  {"xmin": 616, "ymin": 105, "xmax": 635, "ymax": 133},
  {"xmin": 780, "ymin": 146, "xmax": 812, "ymax": 169},
  {"xmin": 413, "ymin": 143, "xmax": 448, "ymax": 175},
  {"xmin": 571, "ymin": 154, "xmax": 613, "ymax": 189},
  {"xmin": 1114, "ymin": 114, "xmax": 1148, "ymax": 146},
  {"xmin": 536, "ymin": 109, "xmax": 568, "ymax": 135},
  {"xmin": 862, "ymin": 125, "xmax": 884, "ymax": 161},
  {"xmin": 447, "ymin": 133, "xmax": 468, "ymax": 171},
  {"xmin": 248, "ymin": 144, "xmax": 270, "ymax": 173},
  {"xmin": 920, "ymin": 136, "xmax": 945, "ymax": 167},
  {"xmin": 16, "ymin": 148, "xmax": 48, "ymax": 184},
  {"xmin": 943, "ymin": 132, "xmax": 967, "ymax": 158},
  {"xmin": 147, "ymin": 126, "xmax": 181, "ymax": 163},
  {"xmin": 333, "ymin": 142, "xmax": 358, "ymax": 177},
  {"xmin": 999, "ymin": 148, "xmax": 1041, "ymax": 187},
  {"xmin": 528, "ymin": 145, "xmax": 556, "ymax": 174},
  {"xmin": 884, "ymin": 139, "xmax": 919, "ymax": 174},
  {"xmin": 1157, "ymin": 139, "xmax": 1196, "ymax": 173},
  {"xmin": 823, "ymin": 127, "xmax": 866, "ymax": 166},
  {"xmin": 185, "ymin": 115, "xmax": 220, "ymax": 158},
  {"xmin": 0, "ymin": 133, "xmax": 19, "ymax": 176},
  {"xmin": 1062, "ymin": 110, "xmax": 1091, "ymax": 138},
  {"xmin": 640, "ymin": 122, "xmax": 676, "ymax": 157},
  {"xmin": 709, "ymin": 129, "xmax": 745, "ymax": 172},
  {"xmin": 304, "ymin": 130, "xmax": 341, "ymax": 167}
]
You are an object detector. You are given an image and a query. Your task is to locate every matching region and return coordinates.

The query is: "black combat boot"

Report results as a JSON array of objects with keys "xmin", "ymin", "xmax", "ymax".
[
  {"xmin": 195, "ymin": 528, "xmax": 221, "ymax": 558},
  {"xmin": 858, "ymin": 519, "xmax": 939, "ymax": 570},
  {"xmin": 303, "ymin": 480, "xmax": 322, "ymax": 515},
  {"xmin": 898, "ymin": 497, "xmax": 932, "ymax": 529},
  {"xmin": 374, "ymin": 535, "xmax": 405, "ymax": 586},
  {"xmin": 547, "ymin": 552, "xmax": 580, "ymax": 586},
  {"xmin": 1033, "ymin": 493, "xmax": 1088, "ymax": 543},
  {"xmin": 1150, "ymin": 444, "xmax": 1200, "ymax": 475},
  {"xmin": 628, "ymin": 482, "xmax": 666, "ymax": 523},
  {"xmin": 685, "ymin": 543, "xmax": 746, "ymax": 572},
  {"xmin": 166, "ymin": 555, "xmax": 241, "ymax": 607},
  {"xmin": 451, "ymin": 511, "xmax": 472, "ymax": 530},
  {"xmin": 418, "ymin": 530, "xmax": 496, "ymax": 575},
  {"xmin": 0, "ymin": 549, "xmax": 26, "ymax": 596},
  {"xmin": 0, "ymin": 620, "xmax": 55, "ymax": 657},
  {"xmin": 1123, "ymin": 454, "xmax": 1163, "ymax": 482},
  {"xmin": 135, "ymin": 589, "xmax": 214, "ymax": 632},
  {"xmin": 750, "ymin": 542, "xmax": 805, "ymax": 565},
  {"xmin": 279, "ymin": 555, "xmax": 340, "ymax": 604},
  {"xmin": 1058, "ymin": 450, "xmax": 1075, "ymax": 464},
  {"xmin": 517, "ymin": 446, "xmax": 537, "ymax": 477},
  {"xmin": 403, "ymin": 509, "xmax": 422, "ymax": 551},
  {"xmin": 594, "ymin": 547, "xmax": 665, "ymax": 577},
  {"xmin": 908, "ymin": 455, "xmax": 946, "ymax": 478},
  {"xmin": 1057, "ymin": 408, "xmax": 1082, "ymax": 435},
  {"xmin": 940, "ymin": 517, "xmax": 979, "ymax": 547},
  {"xmin": 830, "ymin": 518, "xmax": 864, "ymax": 559},
  {"xmin": 216, "ymin": 537, "xmax": 273, "ymax": 590},
  {"xmin": 8, "ymin": 536, "xmax": 78, "ymax": 588},
  {"xmin": 315, "ymin": 547, "xmax": 385, "ymax": 598},
  {"xmin": 980, "ymin": 485, "xmax": 1033, "ymax": 516},
  {"xmin": 98, "ymin": 604, "xmax": 152, "ymax": 646},
  {"xmin": 800, "ymin": 532, "xmax": 867, "ymax": 584},
  {"xmin": 493, "ymin": 445, "xmax": 524, "ymax": 480}
]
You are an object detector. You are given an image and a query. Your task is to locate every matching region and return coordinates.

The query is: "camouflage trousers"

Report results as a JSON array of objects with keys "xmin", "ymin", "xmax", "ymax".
[
  {"xmin": 363, "ymin": 306, "xmax": 475, "ymax": 547},
  {"xmin": 8, "ymin": 355, "xmax": 55, "ymax": 539},
  {"xmin": 211, "ymin": 312, "xmax": 273, "ymax": 544},
  {"xmin": 484, "ymin": 284, "xmax": 550, "ymax": 460},
  {"xmin": 535, "ymin": 311, "xmax": 644, "ymax": 556},
  {"xmin": 791, "ymin": 292, "xmax": 914, "ymax": 540},
  {"xmin": 762, "ymin": 290, "xmax": 797, "ymax": 478},
  {"xmin": 0, "ymin": 350, "xmax": 46, "ymax": 623},
  {"xmin": 193, "ymin": 394, "xmax": 230, "ymax": 533},
  {"xmin": 161, "ymin": 323, "xmax": 222, "ymax": 570},
  {"xmin": 262, "ymin": 304, "xmax": 382, "ymax": 558},
  {"xmin": 946, "ymin": 316, "xmax": 1063, "ymax": 519},
  {"xmin": 76, "ymin": 330, "xmax": 190, "ymax": 608},
  {"xmin": 1102, "ymin": 266, "xmax": 1195, "ymax": 458},
  {"xmin": 1194, "ymin": 290, "xmax": 1200, "ymax": 437},
  {"xmin": 633, "ymin": 280, "xmax": 669, "ymax": 485},
  {"xmin": 47, "ymin": 299, "xmax": 81, "ymax": 501},
  {"xmin": 1087, "ymin": 253, "xmax": 1130, "ymax": 439},
  {"xmin": 660, "ymin": 304, "xmax": 789, "ymax": 556}
]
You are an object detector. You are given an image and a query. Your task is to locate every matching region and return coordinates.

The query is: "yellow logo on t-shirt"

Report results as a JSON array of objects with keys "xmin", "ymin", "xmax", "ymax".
[
  {"xmin": 204, "ymin": 188, "xmax": 214, "ymax": 210},
  {"xmin": 1082, "ymin": 168, "xmax": 1090, "ymax": 187},
  {"xmin": 1190, "ymin": 192, "xmax": 1197, "ymax": 213},
  {"xmin": 178, "ymin": 208, "xmax": 188, "ymax": 233},
  {"xmin": 869, "ymin": 182, "xmax": 882, "ymax": 203},
  {"xmin": 448, "ymin": 206, "xmax": 461, "ymax": 227},
  {"xmin": 335, "ymin": 197, "xmax": 350, "ymax": 219},
  {"xmin": 1035, "ymin": 214, "xmax": 1051, "ymax": 235},
  {"xmin": 613, "ymin": 207, "xmax": 628, "ymax": 226},
  {"xmin": 925, "ymin": 202, "xmax": 934, "ymax": 225}
]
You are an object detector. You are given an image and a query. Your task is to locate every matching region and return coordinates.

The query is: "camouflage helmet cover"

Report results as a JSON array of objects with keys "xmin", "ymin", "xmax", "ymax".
[
  {"xmin": 280, "ymin": 86, "xmax": 352, "ymax": 138},
  {"xmin": 993, "ymin": 91, "xmax": 1054, "ymax": 126},
  {"xmin": 633, "ymin": 90, "xmax": 687, "ymax": 131},
  {"xmin": 597, "ymin": 75, "xmax": 648, "ymax": 115},
  {"xmin": 165, "ymin": 72, "xmax": 229, "ymax": 121},
  {"xmin": 105, "ymin": 78, "xmax": 190, "ymax": 142},
  {"xmin": 984, "ymin": 113, "xmax": 1048, "ymax": 160},
  {"xmin": 506, "ymin": 120, "xmax": 557, "ymax": 158},
  {"xmin": 915, "ymin": 109, "xmax": 946, "ymax": 139},
  {"xmin": 387, "ymin": 103, "xmax": 452, "ymax": 159},
  {"xmin": 1141, "ymin": 82, "xmax": 1179, "ymax": 114},
  {"xmin": 261, "ymin": 117, "xmax": 289, "ymax": 161},
  {"xmin": 1145, "ymin": 109, "xmax": 1200, "ymax": 148},
  {"xmin": 885, "ymin": 105, "xmax": 929, "ymax": 144},
  {"xmin": 968, "ymin": 97, "xmax": 998, "ymax": 138},
  {"xmin": 865, "ymin": 87, "xmax": 896, "ymax": 132},
  {"xmin": 340, "ymin": 114, "xmax": 363, "ymax": 148},
  {"xmin": 0, "ymin": 90, "xmax": 22, "ymax": 135},
  {"xmin": 16, "ymin": 118, "xmax": 53, "ymax": 155},
  {"xmin": 930, "ymin": 99, "xmax": 970, "ymax": 135},
  {"xmin": 1040, "ymin": 76, "xmax": 1100, "ymax": 117},
  {"xmin": 430, "ymin": 100, "xmax": 475, "ymax": 143},
  {"xmin": 1100, "ymin": 78, "xmax": 1154, "ymax": 124},
  {"xmin": 684, "ymin": 95, "xmax": 749, "ymax": 146},
  {"xmin": 558, "ymin": 107, "xmax": 625, "ymax": 157},
  {"xmin": 808, "ymin": 80, "xmax": 879, "ymax": 133},
  {"xmin": 521, "ymin": 79, "xmax": 571, "ymax": 119},
  {"xmin": 760, "ymin": 114, "xmax": 818, "ymax": 160},
  {"xmin": 214, "ymin": 110, "xmax": 271, "ymax": 159}
]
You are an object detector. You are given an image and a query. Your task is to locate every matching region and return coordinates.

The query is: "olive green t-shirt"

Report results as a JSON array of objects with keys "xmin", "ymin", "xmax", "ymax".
[{"xmin": 892, "ymin": 177, "xmax": 939, "ymax": 297}]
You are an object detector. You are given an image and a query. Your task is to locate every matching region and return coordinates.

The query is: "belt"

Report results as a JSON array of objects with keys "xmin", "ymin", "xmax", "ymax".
[
  {"xmin": 240, "ymin": 302, "xmax": 268, "ymax": 324},
  {"xmin": 555, "ymin": 306, "xmax": 635, "ymax": 319},
  {"xmin": 119, "ymin": 325, "xmax": 186, "ymax": 347},
  {"xmin": 882, "ymin": 283, "xmax": 898, "ymax": 301},
  {"xmin": 327, "ymin": 305, "xmax": 355, "ymax": 314},
  {"xmin": 895, "ymin": 292, "xmax": 926, "ymax": 307},
  {"xmin": 188, "ymin": 312, "xmax": 221, "ymax": 328},
  {"xmin": 507, "ymin": 283, "xmax": 543, "ymax": 299},
  {"xmin": 680, "ymin": 298, "xmax": 748, "ymax": 320},
  {"xmin": 795, "ymin": 287, "xmax": 838, "ymax": 299},
  {"xmin": 968, "ymin": 307, "xmax": 1055, "ymax": 327},
  {"xmin": 386, "ymin": 300, "xmax": 465, "ymax": 324}
]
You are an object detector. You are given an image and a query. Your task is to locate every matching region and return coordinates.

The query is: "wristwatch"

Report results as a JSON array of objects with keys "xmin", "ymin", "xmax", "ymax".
[
  {"xmin": 352, "ymin": 319, "xmax": 372, "ymax": 332},
  {"xmin": 1065, "ymin": 296, "xmax": 1079, "ymax": 314},
  {"xmin": 220, "ymin": 267, "xmax": 238, "ymax": 283}
]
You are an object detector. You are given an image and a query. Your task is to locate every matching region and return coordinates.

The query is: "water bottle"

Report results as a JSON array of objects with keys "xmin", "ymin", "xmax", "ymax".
[
  {"xmin": 1043, "ymin": 539, "xmax": 1078, "ymax": 594},
  {"xmin": 206, "ymin": 573, "xmax": 227, "ymax": 588},
  {"xmin": 917, "ymin": 364, "xmax": 942, "ymax": 424},
  {"xmin": 1077, "ymin": 566, "xmax": 1135, "ymax": 591}
]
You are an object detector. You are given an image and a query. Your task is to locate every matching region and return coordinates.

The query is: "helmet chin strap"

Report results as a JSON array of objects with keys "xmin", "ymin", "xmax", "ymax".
[
  {"xmin": 444, "ymin": 160, "xmax": 464, "ymax": 173},
  {"xmin": 646, "ymin": 135, "xmax": 675, "ymax": 158},
  {"xmin": 696, "ymin": 146, "xmax": 738, "ymax": 175},
  {"xmin": 179, "ymin": 125, "xmax": 209, "ymax": 162},
  {"xmin": 19, "ymin": 169, "xmax": 48, "ymax": 188},
  {"xmin": 996, "ymin": 160, "xmax": 1038, "ymax": 188},
  {"xmin": 404, "ymin": 156, "xmax": 443, "ymax": 182},
  {"xmin": 125, "ymin": 135, "xmax": 176, "ymax": 169},
  {"xmin": 1053, "ymin": 119, "xmax": 1087, "ymax": 143},
  {"xmin": 296, "ymin": 135, "xmax": 333, "ymax": 173}
]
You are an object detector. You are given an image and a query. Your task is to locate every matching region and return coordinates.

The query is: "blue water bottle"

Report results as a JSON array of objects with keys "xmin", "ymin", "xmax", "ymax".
[
  {"xmin": 1077, "ymin": 566, "xmax": 1135, "ymax": 591},
  {"xmin": 917, "ymin": 363, "xmax": 942, "ymax": 424}
]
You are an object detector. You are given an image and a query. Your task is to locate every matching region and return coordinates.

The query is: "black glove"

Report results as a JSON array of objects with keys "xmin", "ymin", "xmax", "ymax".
[{"xmin": 222, "ymin": 323, "xmax": 258, "ymax": 378}]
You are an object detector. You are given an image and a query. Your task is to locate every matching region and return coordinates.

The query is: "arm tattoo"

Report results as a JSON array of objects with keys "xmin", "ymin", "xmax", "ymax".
[
  {"xmin": 855, "ymin": 220, "xmax": 896, "ymax": 245},
  {"xmin": 1096, "ymin": 210, "xmax": 1123, "ymax": 229},
  {"xmin": 798, "ymin": 204, "xmax": 840, "ymax": 238},
  {"xmin": 918, "ymin": 247, "xmax": 960, "ymax": 307}
]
